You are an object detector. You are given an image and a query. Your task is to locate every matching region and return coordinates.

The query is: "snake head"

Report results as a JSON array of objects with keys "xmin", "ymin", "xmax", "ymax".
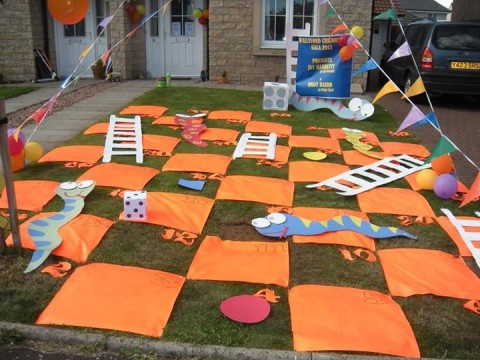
[
  {"xmin": 347, "ymin": 98, "xmax": 374, "ymax": 121},
  {"xmin": 252, "ymin": 212, "xmax": 289, "ymax": 238},
  {"xmin": 56, "ymin": 180, "xmax": 96, "ymax": 199}
]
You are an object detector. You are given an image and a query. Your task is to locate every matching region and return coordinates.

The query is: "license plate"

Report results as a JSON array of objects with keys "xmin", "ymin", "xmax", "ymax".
[{"xmin": 451, "ymin": 61, "xmax": 480, "ymax": 70}]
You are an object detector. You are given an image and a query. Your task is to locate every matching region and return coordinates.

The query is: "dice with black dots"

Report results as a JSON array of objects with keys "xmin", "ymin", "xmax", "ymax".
[
  {"xmin": 263, "ymin": 82, "xmax": 289, "ymax": 111},
  {"xmin": 123, "ymin": 190, "xmax": 147, "ymax": 221}
]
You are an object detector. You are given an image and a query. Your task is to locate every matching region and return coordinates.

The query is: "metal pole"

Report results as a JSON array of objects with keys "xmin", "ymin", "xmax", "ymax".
[{"xmin": 0, "ymin": 98, "xmax": 21, "ymax": 248}]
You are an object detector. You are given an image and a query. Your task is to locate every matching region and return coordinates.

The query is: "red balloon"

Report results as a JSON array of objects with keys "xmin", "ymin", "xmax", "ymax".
[
  {"xmin": 47, "ymin": 0, "xmax": 89, "ymax": 25},
  {"xmin": 337, "ymin": 35, "xmax": 349, "ymax": 47},
  {"xmin": 198, "ymin": 16, "xmax": 207, "ymax": 25},
  {"xmin": 127, "ymin": 4, "xmax": 136, "ymax": 14},
  {"xmin": 339, "ymin": 45, "xmax": 354, "ymax": 61}
]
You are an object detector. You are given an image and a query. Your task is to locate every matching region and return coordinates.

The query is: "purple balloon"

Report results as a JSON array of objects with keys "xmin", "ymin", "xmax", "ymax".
[
  {"xmin": 347, "ymin": 35, "xmax": 356, "ymax": 45},
  {"xmin": 433, "ymin": 174, "xmax": 458, "ymax": 199}
]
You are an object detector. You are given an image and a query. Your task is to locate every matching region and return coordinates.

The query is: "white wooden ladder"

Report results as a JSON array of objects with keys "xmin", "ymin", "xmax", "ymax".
[
  {"xmin": 232, "ymin": 133, "xmax": 277, "ymax": 160},
  {"xmin": 102, "ymin": 115, "xmax": 143, "ymax": 163},
  {"xmin": 306, "ymin": 154, "xmax": 430, "ymax": 195}
]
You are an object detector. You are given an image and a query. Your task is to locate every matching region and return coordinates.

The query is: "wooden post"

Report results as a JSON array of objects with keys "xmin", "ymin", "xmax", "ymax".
[{"xmin": 0, "ymin": 98, "xmax": 21, "ymax": 248}]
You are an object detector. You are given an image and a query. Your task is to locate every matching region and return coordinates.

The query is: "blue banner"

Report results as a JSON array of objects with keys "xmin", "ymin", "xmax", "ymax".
[{"xmin": 296, "ymin": 35, "xmax": 352, "ymax": 98}]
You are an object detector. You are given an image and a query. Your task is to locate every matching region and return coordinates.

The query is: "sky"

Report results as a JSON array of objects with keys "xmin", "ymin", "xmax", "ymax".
[{"xmin": 434, "ymin": 0, "xmax": 453, "ymax": 9}]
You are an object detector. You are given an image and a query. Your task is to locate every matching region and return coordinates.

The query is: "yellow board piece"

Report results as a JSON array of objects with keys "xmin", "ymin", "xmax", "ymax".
[
  {"xmin": 350, "ymin": 216, "xmax": 363, "ymax": 227},
  {"xmin": 370, "ymin": 224, "xmax": 380, "ymax": 232},
  {"xmin": 331, "ymin": 216, "xmax": 345, "ymax": 226},
  {"xmin": 388, "ymin": 227, "xmax": 399, "ymax": 234},
  {"xmin": 303, "ymin": 152, "xmax": 327, "ymax": 161},
  {"xmin": 300, "ymin": 217, "xmax": 312, "ymax": 228}
]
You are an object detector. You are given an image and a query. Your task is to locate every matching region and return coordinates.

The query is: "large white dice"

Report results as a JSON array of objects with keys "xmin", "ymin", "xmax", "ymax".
[
  {"xmin": 123, "ymin": 190, "xmax": 147, "ymax": 221},
  {"xmin": 263, "ymin": 82, "xmax": 289, "ymax": 111}
]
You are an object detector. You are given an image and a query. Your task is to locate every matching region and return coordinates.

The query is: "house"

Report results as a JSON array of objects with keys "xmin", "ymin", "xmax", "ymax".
[
  {"xmin": 0, "ymin": 0, "xmax": 374, "ymax": 91},
  {"xmin": 398, "ymin": 0, "xmax": 451, "ymax": 25}
]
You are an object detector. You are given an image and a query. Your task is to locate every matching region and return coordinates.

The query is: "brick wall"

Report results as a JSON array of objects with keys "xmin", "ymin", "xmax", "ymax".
[{"xmin": 208, "ymin": 0, "xmax": 372, "ymax": 90}]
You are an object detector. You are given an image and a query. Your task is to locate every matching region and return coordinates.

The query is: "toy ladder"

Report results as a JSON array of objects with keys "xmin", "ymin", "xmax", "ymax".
[
  {"xmin": 306, "ymin": 154, "xmax": 430, "ymax": 196},
  {"xmin": 102, "ymin": 115, "xmax": 143, "ymax": 163},
  {"xmin": 232, "ymin": 132, "xmax": 277, "ymax": 160},
  {"xmin": 441, "ymin": 209, "xmax": 480, "ymax": 270}
]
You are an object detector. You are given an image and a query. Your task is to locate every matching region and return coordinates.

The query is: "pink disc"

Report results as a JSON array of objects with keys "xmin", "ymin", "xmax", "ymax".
[{"xmin": 220, "ymin": 295, "xmax": 270, "ymax": 324}]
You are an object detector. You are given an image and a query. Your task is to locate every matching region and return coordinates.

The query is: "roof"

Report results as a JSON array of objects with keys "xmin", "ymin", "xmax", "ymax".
[
  {"xmin": 373, "ymin": 0, "xmax": 405, "ymax": 16},
  {"xmin": 398, "ymin": 0, "xmax": 450, "ymax": 13}
]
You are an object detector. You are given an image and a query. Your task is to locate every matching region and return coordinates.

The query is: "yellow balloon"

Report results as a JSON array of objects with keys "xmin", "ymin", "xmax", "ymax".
[
  {"xmin": 136, "ymin": 4, "xmax": 146, "ymax": 15},
  {"xmin": 193, "ymin": 8, "xmax": 203, "ymax": 18},
  {"xmin": 416, "ymin": 169, "xmax": 438, "ymax": 190},
  {"xmin": 24, "ymin": 141, "xmax": 44, "ymax": 162},
  {"xmin": 351, "ymin": 26, "xmax": 364, "ymax": 39}
]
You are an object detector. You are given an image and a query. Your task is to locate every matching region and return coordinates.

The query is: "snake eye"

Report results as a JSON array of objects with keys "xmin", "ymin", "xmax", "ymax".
[
  {"xmin": 60, "ymin": 182, "xmax": 77, "ymax": 190},
  {"xmin": 77, "ymin": 180, "xmax": 94, "ymax": 189},
  {"xmin": 348, "ymin": 98, "xmax": 363, "ymax": 111},
  {"xmin": 361, "ymin": 103, "xmax": 374, "ymax": 118},
  {"xmin": 267, "ymin": 212, "xmax": 287, "ymax": 224},
  {"xmin": 252, "ymin": 218, "xmax": 270, "ymax": 228}
]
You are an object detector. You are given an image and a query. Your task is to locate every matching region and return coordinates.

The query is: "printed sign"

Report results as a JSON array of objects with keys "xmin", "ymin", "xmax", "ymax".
[{"xmin": 296, "ymin": 35, "xmax": 352, "ymax": 98}]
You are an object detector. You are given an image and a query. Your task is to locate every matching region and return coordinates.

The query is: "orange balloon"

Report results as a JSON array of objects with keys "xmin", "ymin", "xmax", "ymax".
[
  {"xmin": 431, "ymin": 154, "xmax": 453, "ymax": 174},
  {"xmin": 10, "ymin": 152, "xmax": 24, "ymax": 173},
  {"xmin": 339, "ymin": 45, "xmax": 354, "ymax": 61},
  {"xmin": 48, "ymin": 0, "xmax": 90, "ymax": 25}
]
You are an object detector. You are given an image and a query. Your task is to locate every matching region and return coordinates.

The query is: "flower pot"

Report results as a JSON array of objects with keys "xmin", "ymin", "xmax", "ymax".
[
  {"xmin": 91, "ymin": 65, "xmax": 106, "ymax": 80},
  {"xmin": 217, "ymin": 76, "xmax": 228, "ymax": 84}
]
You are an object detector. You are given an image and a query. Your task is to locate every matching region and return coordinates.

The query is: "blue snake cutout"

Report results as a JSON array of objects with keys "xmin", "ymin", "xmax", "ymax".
[{"xmin": 252, "ymin": 212, "xmax": 416, "ymax": 240}]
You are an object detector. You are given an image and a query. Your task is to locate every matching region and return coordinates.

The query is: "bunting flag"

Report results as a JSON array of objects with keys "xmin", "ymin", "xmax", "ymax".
[
  {"xmin": 324, "ymin": 8, "xmax": 335, "ymax": 18},
  {"xmin": 46, "ymin": 92, "xmax": 61, "ymax": 113},
  {"xmin": 412, "ymin": 112, "xmax": 439, "ymax": 130},
  {"xmin": 79, "ymin": 44, "xmax": 94, "ymax": 60},
  {"xmin": 403, "ymin": 77, "xmax": 426, "ymax": 98},
  {"xmin": 31, "ymin": 107, "xmax": 49, "ymax": 123},
  {"xmin": 318, "ymin": 0, "xmax": 328, "ymax": 4},
  {"xmin": 98, "ymin": 15, "xmax": 114, "ymax": 28},
  {"xmin": 60, "ymin": 74, "xmax": 72, "ymax": 89},
  {"xmin": 373, "ymin": 8, "xmax": 398, "ymax": 21},
  {"xmin": 388, "ymin": 41, "xmax": 412, "ymax": 62},
  {"xmin": 425, "ymin": 136, "xmax": 457, "ymax": 163},
  {"xmin": 460, "ymin": 172, "xmax": 480, "ymax": 207},
  {"xmin": 331, "ymin": 24, "xmax": 348, "ymax": 35},
  {"xmin": 162, "ymin": 0, "xmax": 173, "ymax": 14},
  {"xmin": 372, "ymin": 80, "xmax": 400, "ymax": 103},
  {"xmin": 352, "ymin": 59, "xmax": 377, "ymax": 77},
  {"xmin": 397, "ymin": 106, "xmax": 425, "ymax": 133}
]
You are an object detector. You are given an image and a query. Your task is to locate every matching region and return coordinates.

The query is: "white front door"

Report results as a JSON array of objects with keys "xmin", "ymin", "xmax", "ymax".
[
  {"xmin": 54, "ymin": 0, "xmax": 108, "ymax": 78},
  {"xmin": 147, "ymin": 0, "xmax": 204, "ymax": 78}
]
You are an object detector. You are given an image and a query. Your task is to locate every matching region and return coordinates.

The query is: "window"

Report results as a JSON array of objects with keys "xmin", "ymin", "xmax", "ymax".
[
  {"xmin": 150, "ymin": 0, "xmax": 160, "ymax": 37},
  {"xmin": 171, "ymin": 0, "xmax": 195, "ymax": 37},
  {"xmin": 64, "ymin": 21, "xmax": 86, "ymax": 37},
  {"xmin": 95, "ymin": 0, "xmax": 106, "ymax": 37},
  {"xmin": 262, "ymin": 0, "xmax": 315, "ymax": 49}
]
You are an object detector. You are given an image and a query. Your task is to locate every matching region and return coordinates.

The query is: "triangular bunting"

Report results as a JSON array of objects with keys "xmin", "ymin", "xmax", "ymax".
[
  {"xmin": 318, "ymin": 0, "xmax": 328, "ymax": 5},
  {"xmin": 397, "ymin": 106, "xmax": 425, "ymax": 133},
  {"xmin": 79, "ymin": 45, "xmax": 93, "ymax": 60},
  {"xmin": 460, "ymin": 172, "xmax": 480, "ymax": 207},
  {"xmin": 31, "ymin": 107, "xmax": 49, "ymax": 123},
  {"xmin": 372, "ymin": 80, "xmax": 399, "ymax": 103},
  {"xmin": 98, "ymin": 15, "xmax": 114, "ymax": 28},
  {"xmin": 331, "ymin": 24, "xmax": 348, "ymax": 35},
  {"xmin": 412, "ymin": 112, "xmax": 439, "ymax": 130},
  {"xmin": 425, "ymin": 136, "xmax": 457, "ymax": 163},
  {"xmin": 324, "ymin": 8, "xmax": 335, "ymax": 18},
  {"xmin": 388, "ymin": 42, "xmax": 412, "ymax": 62},
  {"xmin": 373, "ymin": 8, "xmax": 398, "ymax": 21},
  {"xmin": 403, "ymin": 77, "xmax": 426, "ymax": 98},
  {"xmin": 352, "ymin": 59, "xmax": 378, "ymax": 77}
]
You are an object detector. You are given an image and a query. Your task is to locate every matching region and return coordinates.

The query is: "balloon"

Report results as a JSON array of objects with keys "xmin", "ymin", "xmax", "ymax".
[
  {"xmin": 198, "ymin": 16, "xmax": 207, "ymax": 25},
  {"xmin": 7, "ymin": 128, "xmax": 25, "ymax": 156},
  {"xmin": 431, "ymin": 154, "xmax": 454, "ymax": 175},
  {"xmin": 10, "ymin": 152, "xmax": 24, "ymax": 173},
  {"xmin": 433, "ymin": 174, "xmax": 458, "ymax": 199},
  {"xmin": 347, "ymin": 35, "xmax": 356, "ymax": 45},
  {"xmin": 337, "ymin": 34, "xmax": 349, "ymax": 47},
  {"xmin": 130, "ymin": 11, "xmax": 141, "ymax": 23},
  {"xmin": 339, "ymin": 45, "xmax": 354, "ymax": 61},
  {"xmin": 202, "ymin": 9, "xmax": 209, "ymax": 19},
  {"xmin": 127, "ymin": 4, "xmax": 136, "ymax": 14},
  {"xmin": 193, "ymin": 8, "xmax": 203, "ymax": 18},
  {"xmin": 47, "ymin": 0, "xmax": 89, "ymax": 25},
  {"xmin": 351, "ymin": 25, "xmax": 364, "ymax": 39},
  {"xmin": 415, "ymin": 169, "xmax": 438, "ymax": 190},
  {"xmin": 136, "ymin": 4, "xmax": 146, "ymax": 15},
  {"xmin": 24, "ymin": 142, "xmax": 44, "ymax": 162}
]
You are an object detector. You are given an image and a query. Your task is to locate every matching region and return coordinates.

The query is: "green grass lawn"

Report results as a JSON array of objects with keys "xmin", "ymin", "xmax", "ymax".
[
  {"xmin": 0, "ymin": 86, "xmax": 37, "ymax": 99},
  {"xmin": 1, "ymin": 87, "xmax": 479, "ymax": 359}
]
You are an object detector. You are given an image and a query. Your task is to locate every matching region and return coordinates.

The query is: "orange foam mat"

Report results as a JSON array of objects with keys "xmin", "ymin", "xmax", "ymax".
[
  {"xmin": 152, "ymin": 115, "xmax": 178, "ymax": 125},
  {"xmin": 243, "ymin": 145, "xmax": 291, "ymax": 163},
  {"xmin": 292, "ymin": 207, "xmax": 375, "ymax": 251},
  {"xmin": 215, "ymin": 175, "xmax": 294, "ymax": 207},
  {"xmin": 378, "ymin": 248, "xmax": 480, "ymax": 299},
  {"xmin": 0, "ymin": 180, "xmax": 59, "ymax": 212},
  {"xmin": 289, "ymin": 161, "xmax": 350, "ymax": 183},
  {"xmin": 341, "ymin": 150, "xmax": 388, "ymax": 166},
  {"xmin": 119, "ymin": 105, "xmax": 168, "ymax": 118},
  {"xmin": 207, "ymin": 110, "xmax": 252, "ymax": 122},
  {"xmin": 404, "ymin": 172, "xmax": 469, "ymax": 192},
  {"xmin": 378, "ymin": 142, "xmax": 430, "ymax": 158},
  {"xmin": 6, "ymin": 213, "xmax": 113, "ymax": 262},
  {"xmin": 245, "ymin": 121, "xmax": 292, "ymax": 137},
  {"xmin": 288, "ymin": 284, "xmax": 420, "ymax": 357},
  {"xmin": 77, "ymin": 163, "xmax": 159, "ymax": 190},
  {"xmin": 288, "ymin": 135, "xmax": 341, "ymax": 153},
  {"xmin": 36, "ymin": 263, "xmax": 185, "ymax": 337},
  {"xmin": 120, "ymin": 192, "xmax": 214, "ymax": 234},
  {"xmin": 186, "ymin": 235, "xmax": 289, "ymax": 287},
  {"xmin": 357, "ymin": 187, "xmax": 435, "ymax": 217},
  {"xmin": 39, "ymin": 146, "xmax": 104, "ymax": 164},
  {"xmin": 327, "ymin": 128, "xmax": 380, "ymax": 144},
  {"xmin": 142, "ymin": 134, "xmax": 180, "ymax": 153},
  {"xmin": 436, "ymin": 215, "xmax": 480, "ymax": 257},
  {"xmin": 162, "ymin": 153, "xmax": 231, "ymax": 175},
  {"xmin": 83, "ymin": 122, "xmax": 109, "ymax": 135},
  {"xmin": 200, "ymin": 128, "xmax": 240, "ymax": 142}
]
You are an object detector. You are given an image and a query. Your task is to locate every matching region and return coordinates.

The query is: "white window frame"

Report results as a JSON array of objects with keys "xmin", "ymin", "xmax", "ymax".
[{"xmin": 260, "ymin": 0, "xmax": 317, "ymax": 49}]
